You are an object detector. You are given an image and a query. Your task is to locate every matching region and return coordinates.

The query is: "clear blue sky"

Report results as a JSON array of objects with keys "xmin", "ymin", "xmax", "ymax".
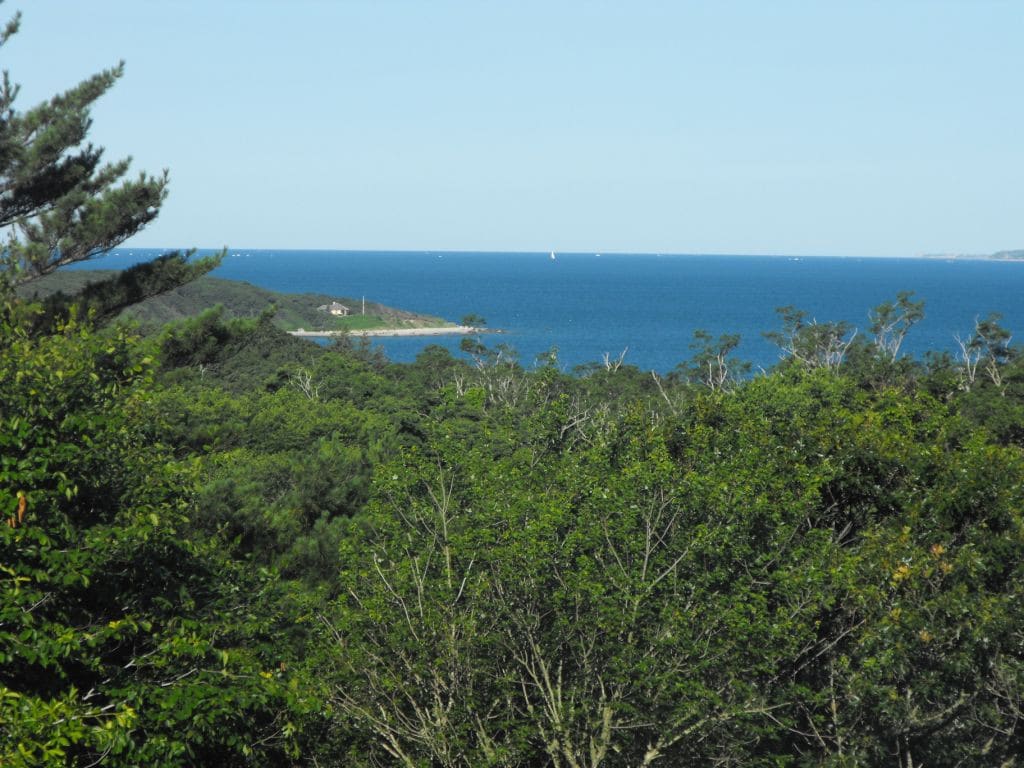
[{"xmin": 6, "ymin": 1, "xmax": 1022, "ymax": 255}]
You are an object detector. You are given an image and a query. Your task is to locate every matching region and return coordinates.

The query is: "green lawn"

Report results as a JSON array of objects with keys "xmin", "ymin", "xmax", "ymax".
[{"xmin": 324, "ymin": 314, "xmax": 389, "ymax": 331}]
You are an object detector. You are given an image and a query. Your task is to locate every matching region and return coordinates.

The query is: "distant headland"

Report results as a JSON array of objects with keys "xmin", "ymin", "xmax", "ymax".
[
  {"xmin": 17, "ymin": 270, "xmax": 474, "ymax": 335},
  {"xmin": 921, "ymin": 249, "xmax": 1024, "ymax": 261}
]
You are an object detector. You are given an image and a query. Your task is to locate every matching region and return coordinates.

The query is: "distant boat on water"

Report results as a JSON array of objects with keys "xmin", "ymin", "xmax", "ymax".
[{"xmin": 550, "ymin": 251, "xmax": 556, "ymax": 260}]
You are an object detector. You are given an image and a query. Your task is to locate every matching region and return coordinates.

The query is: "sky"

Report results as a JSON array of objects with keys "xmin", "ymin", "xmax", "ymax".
[{"xmin": 5, "ymin": 1, "xmax": 1022, "ymax": 256}]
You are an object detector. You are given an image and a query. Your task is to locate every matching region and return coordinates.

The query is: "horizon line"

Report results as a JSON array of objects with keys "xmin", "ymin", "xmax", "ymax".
[{"xmin": 105, "ymin": 246, "xmax": 980, "ymax": 260}]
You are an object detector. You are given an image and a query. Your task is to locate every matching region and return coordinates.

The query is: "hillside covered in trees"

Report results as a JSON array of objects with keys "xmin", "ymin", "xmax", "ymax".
[
  {"xmin": 2, "ymin": 6, "xmax": 1023, "ymax": 767},
  {"xmin": 5, "ymin": 278, "xmax": 1024, "ymax": 766},
  {"xmin": 18, "ymin": 270, "xmax": 449, "ymax": 333}
]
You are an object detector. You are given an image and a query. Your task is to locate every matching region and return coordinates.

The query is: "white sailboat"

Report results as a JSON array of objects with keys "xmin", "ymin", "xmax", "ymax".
[{"xmin": 550, "ymin": 250, "xmax": 556, "ymax": 260}]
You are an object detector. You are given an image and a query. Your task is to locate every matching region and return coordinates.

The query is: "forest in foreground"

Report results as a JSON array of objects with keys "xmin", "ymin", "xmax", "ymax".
[
  {"xmin": 4, "ymin": 283, "xmax": 1024, "ymax": 767},
  {"xmin": 2, "ymin": 7, "xmax": 1023, "ymax": 767}
]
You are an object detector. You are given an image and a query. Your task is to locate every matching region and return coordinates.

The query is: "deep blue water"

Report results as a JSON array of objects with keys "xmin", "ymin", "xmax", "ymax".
[{"xmin": 72, "ymin": 249, "xmax": 1024, "ymax": 373}]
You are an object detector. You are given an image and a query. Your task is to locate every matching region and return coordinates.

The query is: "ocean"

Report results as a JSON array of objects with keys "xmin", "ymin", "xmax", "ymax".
[{"xmin": 73, "ymin": 249, "xmax": 1024, "ymax": 374}]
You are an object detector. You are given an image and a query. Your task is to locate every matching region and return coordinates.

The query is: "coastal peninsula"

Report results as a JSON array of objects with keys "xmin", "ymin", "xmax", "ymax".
[
  {"xmin": 19, "ymin": 270, "xmax": 470, "ymax": 335},
  {"xmin": 921, "ymin": 248, "xmax": 1024, "ymax": 261}
]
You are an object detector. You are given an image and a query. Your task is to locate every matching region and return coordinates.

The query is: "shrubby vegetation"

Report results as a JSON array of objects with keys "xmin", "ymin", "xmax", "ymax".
[
  {"xmin": 7, "ymin": 281, "xmax": 1023, "ymax": 765},
  {"xmin": 3, "ymin": 7, "xmax": 1023, "ymax": 766}
]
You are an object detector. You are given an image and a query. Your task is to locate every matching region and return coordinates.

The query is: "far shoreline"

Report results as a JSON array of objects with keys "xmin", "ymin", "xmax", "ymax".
[{"xmin": 289, "ymin": 325, "xmax": 499, "ymax": 339}]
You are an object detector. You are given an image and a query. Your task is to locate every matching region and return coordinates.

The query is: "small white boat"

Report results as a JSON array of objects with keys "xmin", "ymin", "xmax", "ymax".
[{"xmin": 550, "ymin": 251, "xmax": 556, "ymax": 260}]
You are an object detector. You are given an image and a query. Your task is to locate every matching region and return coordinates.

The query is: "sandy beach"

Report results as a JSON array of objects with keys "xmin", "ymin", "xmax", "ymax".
[{"xmin": 289, "ymin": 325, "xmax": 486, "ymax": 339}]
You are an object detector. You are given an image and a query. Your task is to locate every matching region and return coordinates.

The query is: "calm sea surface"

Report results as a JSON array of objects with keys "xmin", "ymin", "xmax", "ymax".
[{"xmin": 75, "ymin": 250, "xmax": 1024, "ymax": 373}]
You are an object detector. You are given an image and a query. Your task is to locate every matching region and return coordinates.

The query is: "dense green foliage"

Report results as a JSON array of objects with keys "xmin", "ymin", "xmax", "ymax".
[
  {"xmin": 313, "ymin": 351, "xmax": 1024, "ymax": 767},
  {"xmin": 6, "ymin": 272, "xmax": 1024, "ymax": 766},
  {"xmin": 18, "ymin": 297, "xmax": 1003, "ymax": 767},
  {"xmin": 0, "ymin": 306, "xmax": 310, "ymax": 766}
]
